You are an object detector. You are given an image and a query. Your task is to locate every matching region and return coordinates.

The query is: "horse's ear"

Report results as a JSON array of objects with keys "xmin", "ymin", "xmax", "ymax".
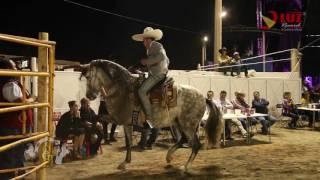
[
  {"xmin": 79, "ymin": 64, "xmax": 90, "ymax": 80},
  {"xmin": 80, "ymin": 64, "xmax": 90, "ymax": 72}
]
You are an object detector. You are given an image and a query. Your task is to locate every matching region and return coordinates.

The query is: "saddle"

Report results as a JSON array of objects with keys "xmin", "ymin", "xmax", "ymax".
[
  {"xmin": 148, "ymin": 77, "xmax": 177, "ymax": 108},
  {"xmin": 131, "ymin": 75, "xmax": 177, "ymax": 127}
]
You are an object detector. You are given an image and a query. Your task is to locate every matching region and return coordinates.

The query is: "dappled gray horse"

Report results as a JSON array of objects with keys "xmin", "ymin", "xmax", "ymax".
[{"xmin": 79, "ymin": 60, "xmax": 223, "ymax": 172}]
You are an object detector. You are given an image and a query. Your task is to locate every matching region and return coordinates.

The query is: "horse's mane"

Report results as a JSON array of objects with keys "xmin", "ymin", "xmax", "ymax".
[{"xmin": 90, "ymin": 59, "xmax": 134, "ymax": 88}]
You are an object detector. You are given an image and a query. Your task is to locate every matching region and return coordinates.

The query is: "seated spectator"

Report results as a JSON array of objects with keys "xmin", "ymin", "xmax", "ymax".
[
  {"xmin": 0, "ymin": 59, "xmax": 36, "ymax": 179},
  {"xmin": 80, "ymin": 97, "xmax": 103, "ymax": 156},
  {"xmin": 251, "ymin": 91, "xmax": 277, "ymax": 135},
  {"xmin": 310, "ymin": 86, "xmax": 320, "ymax": 103},
  {"xmin": 56, "ymin": 101, "xmax": 85, "ymax": 159},
  {"xmin": 232, "ymin": 92, "xmax": 258, "ymax": 130},
  {"xmin": 282, "ymin": 92, "xmax": 299, "ymax": 128},
  {"xmin": 216, "ymin": 91, "xmax": 249, "ymax": 139},
  {"xmin": 99, "ymin": 87, "xmax": 117, "ymax": 144},
  {"xmin": 301, "ymin": 92, "xmax": 310, "ymax": 106},
  {"xmin": 230, "ymin": 52, "xmax": 248, "ymax": 78},
  {"xmin": 201, "ymin": 90, "xmax": 216, "ymax": 125},
  {"xmin": 206, "ymin": 90, "xmax": 216, "ymax": 104},
  {"xmin": 299, "ymin": 92, "xmax": 313, "ymax": 127},
  {"xmin": 217, "ymin": 47, "xmax": 232, "ymax": 75}
]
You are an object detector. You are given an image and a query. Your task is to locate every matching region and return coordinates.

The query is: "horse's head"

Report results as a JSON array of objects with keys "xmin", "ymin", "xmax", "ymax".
[{"xmin": 68, "ymin": 60, "xmax": 132, "ymax": 101}]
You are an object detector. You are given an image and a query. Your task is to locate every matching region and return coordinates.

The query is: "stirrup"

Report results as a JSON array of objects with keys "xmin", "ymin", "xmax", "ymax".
[{"xmin": 144, "ymin": 120, "xmax": 154, "ymax": 129}]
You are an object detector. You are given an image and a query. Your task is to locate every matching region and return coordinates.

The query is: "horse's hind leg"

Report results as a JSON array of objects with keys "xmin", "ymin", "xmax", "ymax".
[
  {"xmin": 184, "ymin": 132, "xmax": 201, "ymax": 172},
  {"xmin": 166, "ymin": 133, "xmax": 186, "ymax": 163}
]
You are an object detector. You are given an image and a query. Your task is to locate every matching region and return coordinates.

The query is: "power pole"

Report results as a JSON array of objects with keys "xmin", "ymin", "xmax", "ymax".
[{"xmin": 214, "ymin": 0, "xmax": 222, "ymax": 65}]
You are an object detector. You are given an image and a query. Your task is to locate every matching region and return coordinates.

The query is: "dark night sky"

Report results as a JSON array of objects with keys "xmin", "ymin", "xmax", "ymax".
[{"xmin": 0, "ymin": 0, "xmax": 319, "ymax": 74}]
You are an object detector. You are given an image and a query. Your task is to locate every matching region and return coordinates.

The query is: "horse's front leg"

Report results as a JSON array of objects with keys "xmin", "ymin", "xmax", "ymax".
[{"xmin": 118, "ymin": 125, "xmax": 133, "ymax": 170}]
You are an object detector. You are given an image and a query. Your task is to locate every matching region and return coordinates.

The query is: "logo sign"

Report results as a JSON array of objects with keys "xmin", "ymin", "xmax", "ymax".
[{"xmin": 260, "ymin": 10, "xmax": 304, "ymax": 31}]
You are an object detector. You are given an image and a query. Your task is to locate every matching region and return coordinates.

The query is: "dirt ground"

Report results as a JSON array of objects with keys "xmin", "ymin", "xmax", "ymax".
[{"xmin": 46, "ymin": 123, "xmax": 320, "ymax": 180}]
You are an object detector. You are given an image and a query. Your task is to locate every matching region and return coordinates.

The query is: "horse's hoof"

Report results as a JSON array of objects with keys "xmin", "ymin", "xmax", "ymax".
[
  {"xmin": 179, "ymin": 165, "xmax": 187, "ymax": 172},
  {"xmin": 164, "ymin": 164, "xmax": 174, "ymax": 169},
  {"xmin": 117, "ymin": 162, "xmax": 126, "ymax": 170},
  {"xmin": 178, "ymin": 165, "xmax": 188, "ymax": 176},
  {"xmin": 166, "ymin": 156, "xmax": 173, "ymax": 164}
]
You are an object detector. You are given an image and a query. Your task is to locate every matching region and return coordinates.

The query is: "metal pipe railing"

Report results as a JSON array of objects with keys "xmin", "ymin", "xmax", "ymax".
[
  {"xmin": 0, "ymin": 32, "xmax": 55, "ymax": 180},
  {"xmin": 0, "ymin": 33, "xmax": 56, "ymax": 45},
  {"xmin": 13, "ymin": 161, "xmax": 49, "ymax": 180},
  {"xmin": 0, "ymin": 102, "xmax": 32, "ymax": 107},
  {"xmin": 0, "ymin": 70, "xmax": 49, "ymax": 77},
  {"xmin": 0, "ymin": 132, "xmax": 49, "ymax": 153},
  {"xmin": 0, "ymin": 103, "xmax": 49, "ymax": 114},
  {"xmin": 0, "ymin": 166, "xmax": 36, "ymax": 174},
  {"xmin": 0, "ymin": 34, "xmax": 51, "ymax": 48},
  {"xmin": 0, "ymin": 131, "xmax": 47, "ymax": 141}
]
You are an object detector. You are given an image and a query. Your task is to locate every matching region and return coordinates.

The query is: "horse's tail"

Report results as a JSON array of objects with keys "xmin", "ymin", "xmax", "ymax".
[{"xmin": 204, "ymin": 99, "xmax": 223, "ymax": 146}]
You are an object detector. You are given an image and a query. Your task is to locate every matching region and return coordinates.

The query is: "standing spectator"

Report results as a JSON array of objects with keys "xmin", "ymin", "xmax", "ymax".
[
  {"xmin": 138, "ymin": 127, "xmax": 160, "ymax": 150},
  {"xmin": 282, "ymin": 92, "xmax": 299, "ymax": 129},
  {"xmin": 0, "ymin": 59, "xmax": 36, "ymax": 179},
  {"xmin": 303, "ymin": 78, "xmax": 313, "ymax": 93},
  {"xmin": 56, "ymin": 101, "xmax": 85, "ymax": 159},
  {"xmin": 217, "ymin": 47, "xmax": 232, "ymax": 75},
  {"xmin": 251, "ymin": 91, "xmax": 277, "ymax": 134},
  {"xmin": 80, "ymin": 98, "xmax": 103, "ymax": 156},
  {"xmin": 99, "ymin": 87, "xmax": 117, "ymax": 144}
]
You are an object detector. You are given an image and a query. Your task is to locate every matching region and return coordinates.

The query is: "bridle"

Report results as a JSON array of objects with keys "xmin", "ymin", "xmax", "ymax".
[{"xmin": 84, "ymin": 65, "xmax": 99, "ymax": 94}]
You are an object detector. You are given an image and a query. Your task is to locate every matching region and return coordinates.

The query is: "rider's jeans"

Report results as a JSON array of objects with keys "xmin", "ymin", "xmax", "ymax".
[{"xmin": 138, "ymin": 73, "xmax": 166, "ymax": 120}]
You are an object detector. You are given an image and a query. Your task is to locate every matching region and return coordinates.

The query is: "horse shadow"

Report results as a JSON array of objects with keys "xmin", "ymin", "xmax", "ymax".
[
  {"xmin": 74, "ymin": 165, "xmax": 226, "ymax": 180},
  {"xmin": 222, "ymin": 138, "xmax": 271, "ymax": 148}
]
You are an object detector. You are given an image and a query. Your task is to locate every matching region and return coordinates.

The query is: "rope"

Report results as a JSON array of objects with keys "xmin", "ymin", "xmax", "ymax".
[
  {"xmin": 299, "ymin": 37, "xmax": 320, "ymax": 51},
  {"xmin": 304, "ymin": 46, "xmax": 320, "ymax": 48},
  {"xmin": 201, "ymin": 48, "xmax": 293, "ymax": 68},
  {"xmin": 63, "ymin": 0, "xmax": 199, "ymax": 34},
  {"xmin": 306, "ymin": 34, "xmax": 320, "ymax": 37},
  {"xmin": 202, "ymin": 58, "xmax": 291, "ymax": 71},
  {"xmin": 201, "ymin": 36, "xmax": 320, "ymax": 70}
]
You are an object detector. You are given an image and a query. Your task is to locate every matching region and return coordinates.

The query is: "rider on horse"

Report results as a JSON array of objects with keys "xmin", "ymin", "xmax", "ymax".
[{"xmin": 132, "ymin": 27, "xmax": 170, "ymax": 128}]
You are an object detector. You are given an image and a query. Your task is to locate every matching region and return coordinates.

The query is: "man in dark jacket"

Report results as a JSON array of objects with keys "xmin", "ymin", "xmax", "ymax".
[
  {"xmin": 252, "ymin": 91, "xmax": 277, "ymax": 134},
  {"xmin": 56, "ymin": 101, "xmax": 85, "ymax": 159},
  {"xmin": 80, "ymin": 98, "xmax": 103, "ymax": 156}
]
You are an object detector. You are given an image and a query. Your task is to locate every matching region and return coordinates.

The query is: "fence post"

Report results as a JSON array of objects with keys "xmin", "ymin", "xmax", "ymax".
[{"xmin": 36, "ymin": 32, "xmax": 49, "ymax": 180}]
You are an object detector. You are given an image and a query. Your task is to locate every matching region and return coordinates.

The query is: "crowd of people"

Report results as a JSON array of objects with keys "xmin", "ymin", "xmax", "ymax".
[{"xmin": 204, "ymin": 90, "xmax": 276, "ymax": 140}]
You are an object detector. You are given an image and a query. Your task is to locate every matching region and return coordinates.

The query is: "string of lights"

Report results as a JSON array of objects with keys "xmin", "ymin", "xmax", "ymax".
[{"xmin": 63, "ymin": 0, "xmax": 200, "ymax": 35}]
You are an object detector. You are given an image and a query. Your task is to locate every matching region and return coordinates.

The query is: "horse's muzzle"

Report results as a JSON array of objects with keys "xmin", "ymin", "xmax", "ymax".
[{"xmin": 86, "ymin": 92, "xmax": 97, "ymax": 101}]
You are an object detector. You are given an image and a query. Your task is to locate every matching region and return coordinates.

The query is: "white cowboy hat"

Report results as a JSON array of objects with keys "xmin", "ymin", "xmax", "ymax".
[{"xmin": 132, "ymin": 27, "xmax": 163, "ymax": 41}]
